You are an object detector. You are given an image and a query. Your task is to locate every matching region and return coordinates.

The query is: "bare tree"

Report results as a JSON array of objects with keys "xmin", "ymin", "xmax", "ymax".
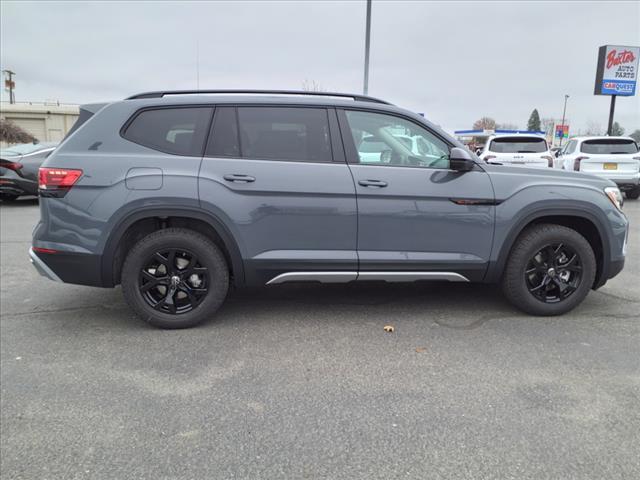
[
  {"xmin": 496, "ymin": 122, "xmax": 518, "ymax": 130},
  {"xmin": 585, "ymin": 120, "xmax": 603, "ymax": 136},
  {"xmin": 0, "ymin": 119, "xmax": 38, "ymax": 144},
  {"xmin": 472, "ymin": 117, "xmax": 496, "ymax": 130},
  {"xmin": 541, "ymin": 117, "xmax": 555, "ymax": 136},
  {"xmin": 301, "ymin": 79, "xmax": 325, "ymax": 92}
]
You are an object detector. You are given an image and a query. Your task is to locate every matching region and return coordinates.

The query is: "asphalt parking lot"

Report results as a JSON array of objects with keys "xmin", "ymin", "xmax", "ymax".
[{"xmin": 1, "ymin": 198, "xmax": 639, "ymax": 479}]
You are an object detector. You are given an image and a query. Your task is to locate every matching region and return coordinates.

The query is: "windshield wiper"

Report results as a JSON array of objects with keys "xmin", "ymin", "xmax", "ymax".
[{"xmin": 517, "ymin": 151, "xmax": 536, "ymax": 153}]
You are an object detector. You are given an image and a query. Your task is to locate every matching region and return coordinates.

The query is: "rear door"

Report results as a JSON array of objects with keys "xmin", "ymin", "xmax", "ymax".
[
  {"xmin": 198, "ymin": 105, "xmax": 358, "ymax": 285},
  {"xmin": 339, "ymin": 109, "xmax": 495, "ymax": 282}
]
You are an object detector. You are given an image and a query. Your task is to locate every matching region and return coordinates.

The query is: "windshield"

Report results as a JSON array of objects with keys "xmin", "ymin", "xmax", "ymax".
[
  {"xmin": 489, "ymin": 137, "xmax": 547, "ymax": 153},
  {"xmin": 0, "ymin": 143, "xmax": 51, "ymax": 156},
  {"xmin": 580, "ymin": 139, "xmax": 638, "ymax": 154}
]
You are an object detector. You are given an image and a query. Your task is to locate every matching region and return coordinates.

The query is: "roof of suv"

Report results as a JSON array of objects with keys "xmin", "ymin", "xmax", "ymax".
[{"xmin": 568, "ymin": 136, "xmax": 636, "ymax": 142}]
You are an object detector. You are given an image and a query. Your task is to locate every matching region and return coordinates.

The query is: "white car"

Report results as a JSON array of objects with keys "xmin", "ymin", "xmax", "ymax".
[
  {"xmin": 357, "ymin": 134, "xmax": 443, "ymax": 164},
  {"xmin": 479, "ymin": 134, "xmax": 553, "ymax": 168},
  {"xmin": 558, "ymin": 136, "xmax": 640, "ymax": 199}
]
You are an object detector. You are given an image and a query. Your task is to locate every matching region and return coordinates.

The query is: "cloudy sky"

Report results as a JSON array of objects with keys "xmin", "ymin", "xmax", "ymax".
[{"xmin": 1, "ymin": 1, "xmax": 639, "ymax": 134}]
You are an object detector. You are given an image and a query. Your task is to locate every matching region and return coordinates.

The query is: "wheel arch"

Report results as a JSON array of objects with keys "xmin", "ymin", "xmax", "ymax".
[
  {"xmin": 101, "ymin": 207, "xmax": 245, "ymax": 288},
  {"xmin": 487, "ymin": 208, "xmax": 611, "ymax": 289}
]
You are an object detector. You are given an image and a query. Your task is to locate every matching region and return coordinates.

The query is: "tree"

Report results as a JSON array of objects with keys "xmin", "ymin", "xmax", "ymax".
[
  {"xmin": 610, "ymin": 122, "xmax": 625, "ymax": 136},
  {"xmin": 496, "ymin": 122, "xmax": 518, "ymax": 130},
  {"xmin": 629, "ymin": 129, "xmax": 640, "ymax": 143},
  {"xmin": 0, "ymin": 119, "xmax": 38, "ymax": 144},
  {"xmin": 527, "ymin": 109, "xmax": 541, "ymax": 131},
  {"xmin": 541, "ymin": 117, "xmax": 555, "ymax": 136},
  {"xmin": 301, "ymin": 79, "xmax": 325, "ymax": 92},
  {"xmin": 585, "ymin": 120, "xmax": 603, "ymax": 136},
  {"xmin": 472, "ymin": 117, "xmax": 496, "ymax": 130}
]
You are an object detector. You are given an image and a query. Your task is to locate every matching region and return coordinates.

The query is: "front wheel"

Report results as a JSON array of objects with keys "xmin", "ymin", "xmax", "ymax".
[
  {"xmin": 502, "ymin": 224, "xmax": 596, "ymax": 316},
  {"xmin": 121, "ymin": 228, "xmax": 229, "ymax": 329}
]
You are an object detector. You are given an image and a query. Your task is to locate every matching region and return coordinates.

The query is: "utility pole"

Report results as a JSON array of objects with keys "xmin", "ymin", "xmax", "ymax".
[
  {"xmin": 3, "ymin": 70, "xmax": 16, "ymax": 104},
  {"xmin": 559, "ymin": 94, "xmax": 569, "ymax": 148},
  {"xmin": 363, "ymin": 0, "xmax": 372, "ymax": 95}
]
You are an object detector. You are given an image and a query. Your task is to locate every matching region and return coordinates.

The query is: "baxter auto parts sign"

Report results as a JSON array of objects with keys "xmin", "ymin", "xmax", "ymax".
[{"xmin": 594, "ymin": 45, "xmax": 639, "ymax": 96}]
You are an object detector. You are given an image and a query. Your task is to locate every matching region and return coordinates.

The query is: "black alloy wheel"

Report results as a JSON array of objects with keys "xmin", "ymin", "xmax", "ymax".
[
  {"xmin": 525, "ymin": 243, "xmax": 582, "ymax": 303},
  {"xmin": 139, "ymin": 248, "xmax": 209, "ymax": 314}
]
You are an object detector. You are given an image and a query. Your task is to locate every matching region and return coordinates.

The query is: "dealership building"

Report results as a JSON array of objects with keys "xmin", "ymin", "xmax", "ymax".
[{"xmin": 0, "ymin": 102, "xmax": 79, "ymax": 146}]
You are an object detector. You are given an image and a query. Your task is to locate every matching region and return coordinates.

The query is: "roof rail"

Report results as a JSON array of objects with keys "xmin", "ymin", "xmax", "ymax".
[{"xmin": 125, "ymin": 89, "xmax": 392, "ymax": 105}]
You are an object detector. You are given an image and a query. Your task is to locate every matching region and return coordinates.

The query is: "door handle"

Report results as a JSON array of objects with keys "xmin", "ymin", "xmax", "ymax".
[
  {"xmin": 358, "ymin": 179, "xmax": 388, "ymax": 188},
  {"xmin": 223, "ymin": 174, "xmax": 255, "ymax": 183}
]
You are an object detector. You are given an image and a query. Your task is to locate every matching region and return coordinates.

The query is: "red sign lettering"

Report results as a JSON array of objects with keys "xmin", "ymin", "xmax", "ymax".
[{"xmin": 606, "ymin": 49, "xmax": 636, "ymax": 69}]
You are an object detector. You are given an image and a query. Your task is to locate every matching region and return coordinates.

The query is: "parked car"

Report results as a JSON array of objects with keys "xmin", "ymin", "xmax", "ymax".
[
  {"xmin": 31, "ymin": 90, "xmax": 628, "ymax": 328},
  {"xmin": 479, "ymin": 134, "xmax": 554, "ymax": 168},
  {"xmin": 357, "ymin": 133, "xmax": 445, "ymax": 165},
  {"xmin": 0, "ymin": 142, "xmax": 58, "ymax": 201},
  {"xmin": 558, "ymin": 136, "xmax": 640, "ymax": 199}
]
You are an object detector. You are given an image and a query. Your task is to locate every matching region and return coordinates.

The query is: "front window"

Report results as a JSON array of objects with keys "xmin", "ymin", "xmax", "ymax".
[
  {"xmin": 580, "ymin": 139, "xmax": 638, "ymax": 154},
  {"xmin": 344, "ymin": 110, "xmax": 450, "ymax": 169},
  {"xmin": 488, "ymin": 137, "xmax": 547, "ymax": 153}
]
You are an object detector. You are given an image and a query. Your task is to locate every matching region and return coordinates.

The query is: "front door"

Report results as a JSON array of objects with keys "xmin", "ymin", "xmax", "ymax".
[
  {"xmin": 338, "ymin": 109, "xmax": 495, "ymax": 282},
  {"xmin": 198, "ymin": 105, "xmax": 358, "ymax": 285}
]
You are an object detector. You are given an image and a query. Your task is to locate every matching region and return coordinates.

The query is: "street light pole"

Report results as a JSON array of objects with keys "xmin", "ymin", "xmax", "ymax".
[
  {"xmin": 559, "ymin": 94, "xmax": 569, "ymax": 148},
  {"xmin": 363, "ymin": 0, "xmax": 372, "ymax": 95}
]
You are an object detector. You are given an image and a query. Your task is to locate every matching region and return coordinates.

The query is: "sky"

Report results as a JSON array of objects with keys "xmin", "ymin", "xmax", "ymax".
[{"xmin": 1, "ymin": 0, "xmax": 639, "ymax": 134}]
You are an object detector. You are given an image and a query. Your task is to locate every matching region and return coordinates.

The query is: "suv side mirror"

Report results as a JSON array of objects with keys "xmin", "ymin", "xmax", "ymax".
[{"xmin": 450, "ymin": 147, "xmax": 475, "ymax": 172}]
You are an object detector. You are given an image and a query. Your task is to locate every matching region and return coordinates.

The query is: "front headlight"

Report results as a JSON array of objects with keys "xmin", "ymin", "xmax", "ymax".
[{"xmin": 604, "ymin": 186, "xmax": 623, "ymax": 211}]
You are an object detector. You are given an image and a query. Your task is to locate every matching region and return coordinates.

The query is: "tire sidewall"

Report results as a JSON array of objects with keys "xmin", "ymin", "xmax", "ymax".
[
  {"xmin": 121, "ymin": 229, "xmax": 229, "ymax": 328},
  {"xmin": 503, "ymin": 225, "xmax": 596, "ymax": 316}
]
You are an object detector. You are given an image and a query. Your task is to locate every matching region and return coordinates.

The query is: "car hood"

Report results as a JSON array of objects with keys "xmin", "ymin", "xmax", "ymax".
[{"xmin": 481, "ymin": 163, "xmax": 615, "ymax": 199}]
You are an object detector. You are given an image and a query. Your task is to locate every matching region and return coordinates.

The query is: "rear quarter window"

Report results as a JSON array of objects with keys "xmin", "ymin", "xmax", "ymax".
[
  {"xmin": 580, "ymin": 139, "xmax": 638, "ymax": 154},
  {"xmin": 123, "ymin": 107, "xmax": 212, "ymax": 156}
]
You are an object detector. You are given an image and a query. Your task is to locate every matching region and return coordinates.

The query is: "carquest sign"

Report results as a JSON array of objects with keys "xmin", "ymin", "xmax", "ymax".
[{"xmin": 594, "ymin": 45, "xmax": 639, "ymax": 96}]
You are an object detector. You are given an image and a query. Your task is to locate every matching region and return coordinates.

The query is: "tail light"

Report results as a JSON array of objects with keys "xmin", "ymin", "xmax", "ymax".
[
  {"xmin": 573, "ymin": 156, "xmax": 588, "ymax": 171},
  {"xmin": 0, "ymin": 159, "xmax": 24, "ymax": 171},
  {"xmin": 38, "ymin": 167, "xmax": 83, "ymax": 197},
  {"xmin": 541, "ymin": 155, "xmax": 553, "ymax": 168}
]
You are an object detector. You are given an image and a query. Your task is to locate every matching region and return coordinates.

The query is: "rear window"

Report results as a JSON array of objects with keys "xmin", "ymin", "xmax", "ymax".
[
  {"xmin": 580, "ymin": 139, "xmax": 638, "ymax": 154},
  {"xmin": 123, "ymin": 107, "xmax": 212, "ymax": 156},
  {"xmin": 489, "ymin": 137, "xmax": 547, "ymax": 153}
]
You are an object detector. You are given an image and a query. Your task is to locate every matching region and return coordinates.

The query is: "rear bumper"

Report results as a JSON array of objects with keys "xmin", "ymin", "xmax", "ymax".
[
  {"xmin": 0, "ymin": 176, "xmax": 38, "ymax": 196},
  {"xmin": 29, "ymin": 247, "xmax": 105, "ymax": 287},
  {"xmin": 583, "ymin": 171, "xmax": 640, "ymax": 189},
  {"xmin": 29, "ymin": 248, "xmax": 62, "ymax": 282}
]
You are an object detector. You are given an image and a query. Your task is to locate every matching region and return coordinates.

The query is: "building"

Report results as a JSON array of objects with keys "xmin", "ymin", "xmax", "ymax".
[{"xmin": 0, "ymin": 102, "xmax": 79, "ymax": 146}]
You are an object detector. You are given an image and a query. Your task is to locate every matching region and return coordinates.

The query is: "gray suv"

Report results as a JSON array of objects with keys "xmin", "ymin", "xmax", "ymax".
[{"xmin": 30, "ymin": 90, "xmax": 629, "ymax": 328}]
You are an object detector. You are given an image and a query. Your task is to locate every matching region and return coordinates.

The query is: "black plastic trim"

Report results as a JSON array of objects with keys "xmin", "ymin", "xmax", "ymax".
[
  {"xmin": 101, "ymin": 207, "xmax": 245, "ymax": 288},
  {"xmin": 37, "ymin": 251, "xmax": 104, "ymax": 287}
]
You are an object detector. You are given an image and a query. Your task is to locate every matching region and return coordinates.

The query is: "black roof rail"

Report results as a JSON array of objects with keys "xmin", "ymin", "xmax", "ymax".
[{"xmin": 125, "ymin": 89, "xmax": 392, "ymax": 105}]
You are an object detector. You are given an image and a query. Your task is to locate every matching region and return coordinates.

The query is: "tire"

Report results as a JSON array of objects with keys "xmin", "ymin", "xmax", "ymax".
[
  {"xmin": 501, "ymin": 224, "xmax": 596, "ymax": 316},
  {"xmin": 625, "ymin": 186, "xmax": 640, "ymax": 200},
  {"xmin": 0, "ymin": 193, "xmax": 19, "ymax": 202},
  {"xmin": 121, "ymin": 228, "xmax": 229, "ymax": 329}
]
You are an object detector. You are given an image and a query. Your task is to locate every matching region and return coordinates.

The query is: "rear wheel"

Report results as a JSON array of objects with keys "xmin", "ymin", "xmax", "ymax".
[
  {"xmin": 625, "ymin": 186, "xmax": 640, "ymax": 200},
  {"xmin": 121, "ymin": 228, "xmax": 229, "ymax": 328},
  {"xmin": 502, "ymin": 224, "xmax": 596, "ymax": 316}
]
